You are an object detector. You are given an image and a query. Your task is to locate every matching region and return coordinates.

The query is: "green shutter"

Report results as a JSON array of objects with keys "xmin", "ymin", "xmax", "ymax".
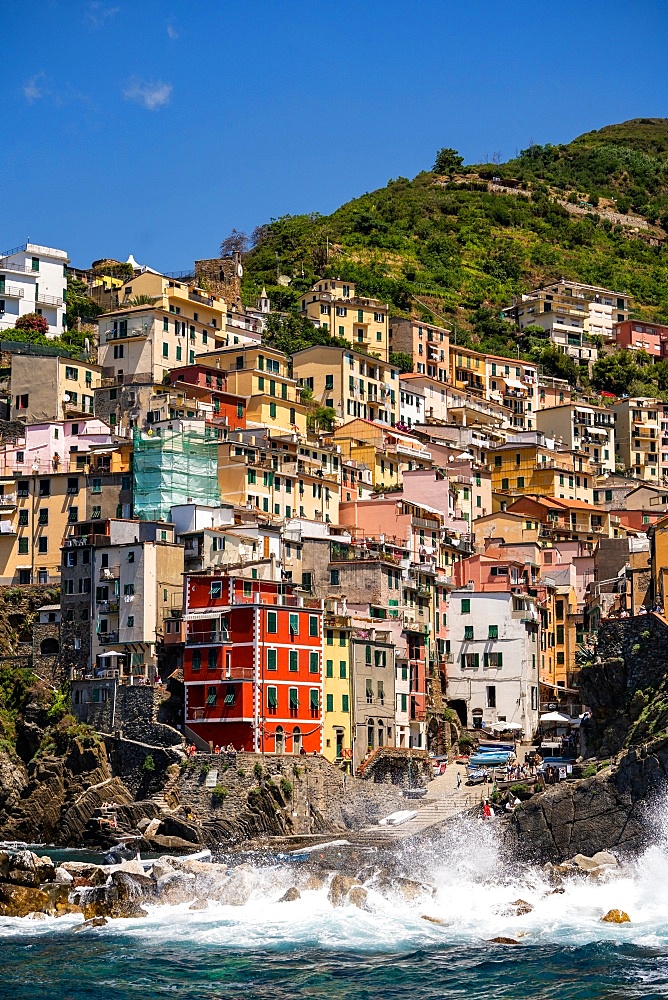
[
  {"xmin": 289, "ymin": 613, "xmax": 299, "ymax": 634},
  {"xmin": 267, "ymin": 611, "xmax": 277, "ymax": 633},
  {"xmin": 289, "ymin": 688, "xmax": 298, "ymax": 709},
  {"xmin": 310, "ymin": 689, "xmax": 319, "ymax": 710},
  {"xmin": 267, "ymin": 649, "xmax": 277, "ymax": 671},
  {"xmin": 474, "ymin": 653, "xmax": 480, "ymax": 668},
  {"xmin": 498, "ymin": 652, "xmax": 503, "ymax": 667},
  {"xmin": 267, "ymin": 686, "xmax": 277, "ymax": 708},
  {"xmin": 339, "ymin": 661, "xmax": 347, "ymax": 679},
  {"xmin": 289, "ymin": 650, "xmax": 298, "ymax": 672},
  {"xmin": 326, "ymin": 694, "xmax": 334, "ymax": 712},
  {"xmin": 309, "ymin": 615, "xmax": 318, "ymax": 636},
  {"xmin": 309, "ymin": 652, "xmax": 319, "ymax": 673},
  {"xmin": 342, "ymin": 694, "xmax": 349, "ymax": 713},
  {"xmin": 326, "ymin": 659, "xmax": 333, "ymax": 677},
  {"xmin": 484, "ymin": 652, "xmax": 489, "ymax": 667},
  {"xmin": 461, "ymin": 653, "xmax": 466, "ymax": 669}
]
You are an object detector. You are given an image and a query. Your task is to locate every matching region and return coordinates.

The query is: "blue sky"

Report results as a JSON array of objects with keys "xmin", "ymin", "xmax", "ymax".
[{"xmin": 7, "ymin": 0, "xmax": 668, "ymax": 272}]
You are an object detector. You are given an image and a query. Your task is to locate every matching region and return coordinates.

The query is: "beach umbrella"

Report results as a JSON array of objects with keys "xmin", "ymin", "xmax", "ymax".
[
  {"xmin": 490, "ymin": 722, "xmax": 522, "ymax": 731},
  {"xmin": 539, "ymin": 711, "xmax": 572, "ymax": 724}
]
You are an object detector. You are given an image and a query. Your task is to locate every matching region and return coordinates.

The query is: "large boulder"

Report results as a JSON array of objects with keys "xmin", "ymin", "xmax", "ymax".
[
  {"xmin": 0, "ymin": 884, "xmax": 53, "ymax": 917},
  {"xmin": 7, "ymin": 850, "xmax": 56, "ymax": 887}
]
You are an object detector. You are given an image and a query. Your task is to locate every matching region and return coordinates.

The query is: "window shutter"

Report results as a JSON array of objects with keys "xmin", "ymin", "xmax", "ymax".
[
  {"xmin": 498, "ymin": 652, "xmax": 503, "ymax": 667},
  {"xmin": 461, "ymin": 654, "xmax": 466, "ymax": 669},
  {"xmin": 484, "ymin": 652, "xmax": 489, "ymax": 667},
  {"xmin": 474, "ymin": 653, "xmax": 480, "ymax": 668}
]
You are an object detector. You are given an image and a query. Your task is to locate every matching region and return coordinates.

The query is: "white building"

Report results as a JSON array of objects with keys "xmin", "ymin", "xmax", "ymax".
[
  {"xmin": 399, "ymin": 378, "xmax": 426, "ymax": 428},
  {"xmin": 0, "ymin": 242, "xmax": 68, "ymax": 338},
  {"xmin": 536, "ymin": 402, "xmax": 615, "ymax": 474},
  {"xmin": 446, "ymin": 589, "xmax": 539, "ymax": 736}
]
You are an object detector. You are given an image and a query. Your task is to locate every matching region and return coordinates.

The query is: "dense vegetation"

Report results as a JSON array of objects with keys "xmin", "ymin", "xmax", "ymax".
[{"xmin": 240, "ymin": 118, "xmax": 668, "ymax": 381}]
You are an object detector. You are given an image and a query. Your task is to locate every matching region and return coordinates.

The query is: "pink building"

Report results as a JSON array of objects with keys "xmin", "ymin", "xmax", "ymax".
[{"xmin": 0, "ymin": 419, "xmax": 114, "ymax": 476}]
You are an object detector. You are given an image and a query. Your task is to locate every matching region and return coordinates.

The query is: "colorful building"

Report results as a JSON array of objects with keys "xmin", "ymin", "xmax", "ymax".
[{"xmin": 183, "ymin": 574, "xmax": 323, "ymax": 753}]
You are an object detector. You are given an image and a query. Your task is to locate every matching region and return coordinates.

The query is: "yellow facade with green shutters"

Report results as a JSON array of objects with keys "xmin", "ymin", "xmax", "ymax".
[{"xmin": 322, "ymin": 614, "xmax": 353, "ymax": 770}]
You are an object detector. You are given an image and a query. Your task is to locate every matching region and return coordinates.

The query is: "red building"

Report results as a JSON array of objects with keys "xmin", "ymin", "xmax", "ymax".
[
  {"xmin": 168, "ymin": 364, "xmax": 247, "ymax": 430},
  {"xmin": 183, "ymin": 574, "xmax": 323, "ymax": 753}
]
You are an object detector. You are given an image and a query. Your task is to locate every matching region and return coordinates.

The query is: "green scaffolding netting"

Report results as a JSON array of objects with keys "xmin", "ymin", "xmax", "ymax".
[{"xmin": 133, "ymin": 425, "xmax": 220, "ymax": 521}]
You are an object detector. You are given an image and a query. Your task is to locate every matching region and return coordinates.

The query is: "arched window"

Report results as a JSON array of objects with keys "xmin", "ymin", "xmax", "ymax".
[
  {"xmin": 292, "ymin": 726, "xmax": 301, "ymax": 755},
  {"xmin": 40, "ymin": 637, "xmax": 59, "ymax": 656},
  {"xmin": 367, "ymin": 720, "xmax": 375, "ymax": 751},
  {"xmin": 275, "ymin": 725, "xmax": 284, "ymax": 755}
]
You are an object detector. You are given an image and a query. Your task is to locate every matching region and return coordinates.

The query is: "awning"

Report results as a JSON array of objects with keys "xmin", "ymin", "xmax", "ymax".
[
  {"xmin": 502, "ymin": 378, "xmax": 525, "ymax": 390},
  {"xmin": 183, "ymin": 611, "xmax": 223, "ymax": 621}
]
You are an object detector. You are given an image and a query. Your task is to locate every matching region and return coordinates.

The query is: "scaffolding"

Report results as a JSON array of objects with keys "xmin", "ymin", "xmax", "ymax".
[{"xmin": 133, "ymin": 424, "xmax": 220, "ymax": 522}]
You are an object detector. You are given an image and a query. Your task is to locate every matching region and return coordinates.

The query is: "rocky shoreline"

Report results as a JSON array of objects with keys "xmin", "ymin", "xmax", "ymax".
[{"xmin": 0, "ymin": 843, "xmax": 636, "ymax": 931}]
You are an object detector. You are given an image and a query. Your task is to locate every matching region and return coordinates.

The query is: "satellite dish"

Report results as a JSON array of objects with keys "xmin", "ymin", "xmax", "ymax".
[
  {"xmin": 63, "ymin": 393, "xmax": 71, "ymax": 402},
  {"xmin": 236, "ymin": 262, "xmax": 244, "ymax": 278}
]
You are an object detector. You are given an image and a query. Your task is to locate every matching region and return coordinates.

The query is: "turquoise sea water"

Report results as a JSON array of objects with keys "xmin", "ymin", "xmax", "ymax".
[
  {"xmin": 3, "ymin": 934, "xmax": 668, "ymax": 1000},
  {"xmin": 3, "ymin": 817, "xmax": 668, "ymax": 1000}
]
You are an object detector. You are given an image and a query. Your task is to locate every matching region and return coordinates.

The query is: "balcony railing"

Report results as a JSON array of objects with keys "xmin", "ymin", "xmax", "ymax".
[
  {"xmin": 97, "ymin": 631, "xmax": 119, "ymax": 644},
  {"xmin": 36, "ymin": 293, "xmax": 63, "ymax": 307},
  {"xmin": 186, "ymin": 631, "xmax": 230, "ymax": 645},
  {"xmin": 99, "ymin": 567, "xmax": 120, "ymax": 580},
  {"xmin": 0, "ymin": 285, "xmax": 24, "ymax": 299},
  {"xmin": 97, "ymin": 600, "xmax": 119, "ymax": 613},
  {"xmin": 0, "ymin": 260, "xmax": 37, "ymax": 274}
]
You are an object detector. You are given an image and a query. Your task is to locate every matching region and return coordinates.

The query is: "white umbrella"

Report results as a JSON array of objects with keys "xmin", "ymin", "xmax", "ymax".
[
  {"xmin": 490, "ymin": 722, "xmax": 522, "ymax": 731},
  {"xmin": 539, "ymin": 711, "xmax": 572, "ymax": 724}
]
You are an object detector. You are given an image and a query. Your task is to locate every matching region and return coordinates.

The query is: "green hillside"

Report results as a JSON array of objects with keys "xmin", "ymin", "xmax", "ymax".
[{"xmin": 242, "ymin": 118, "xmax": 668, "ymax": 372}]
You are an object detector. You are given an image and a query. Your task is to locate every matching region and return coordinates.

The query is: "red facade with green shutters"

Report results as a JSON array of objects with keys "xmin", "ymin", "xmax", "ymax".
[{"xmin": 183, "ymin": 574, "xmax": 323, "ymax": 753}]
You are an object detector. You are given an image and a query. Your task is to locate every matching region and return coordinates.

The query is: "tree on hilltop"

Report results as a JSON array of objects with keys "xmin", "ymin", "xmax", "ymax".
[
  {"xmin": 433, "ymin": 148, "xmax": 464, "ymax": 175},
  {"xmin": 219, "ymin": 229, "xmax": 249, "ymax": 257}
]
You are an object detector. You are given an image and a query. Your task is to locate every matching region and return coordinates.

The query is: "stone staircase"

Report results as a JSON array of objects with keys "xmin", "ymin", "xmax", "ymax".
[
  {"xmin": 149, "ymin": 764, "xmax": 181, "ymax": 814},
  {"xmin": 351, "ymin": 788, "xmax": 483, "ymax": 844}
]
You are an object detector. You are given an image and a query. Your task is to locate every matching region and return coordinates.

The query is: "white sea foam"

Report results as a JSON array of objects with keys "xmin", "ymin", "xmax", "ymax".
[{"xmin": 1, "ymin": 810, "xmax": 668, "ymax": 950}]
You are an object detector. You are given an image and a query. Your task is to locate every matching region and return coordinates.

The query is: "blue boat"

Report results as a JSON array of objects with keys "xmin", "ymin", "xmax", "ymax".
[{"xmin": 468, "ymin": 751, "xmax": 514, "ymax": 767}]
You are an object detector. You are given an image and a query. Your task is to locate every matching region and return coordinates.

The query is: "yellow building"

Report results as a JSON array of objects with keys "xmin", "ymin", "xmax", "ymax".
[
  {"xmin": 488, "ymin": 442, "xmax": 595, "ymax": 503},
  {"xmin": 450, "ymin": 346, "xmax": 488, "ymax": 397},
  {"xmin": 293, "ymin": 345, "xmax": 399, "ymax": 428},
  {"xmin": 322, "ymin": 601, "xmax": 353, "ymax": 769},
  {"xmin": 300, "ymin": 279, "xmax": 389, "ymax": 362},
  {"xmin": 612, "ymin": 397, "xmax": 663, "ymax": 481},
  {"xmin": 11, "ymin": 354, "xmax": 101, "ymax": 422},
  {"xmin": 651, "ymin": 513, "xmax": 668, "ymax": 606},
  {"xmin": 219, "ymin": 429, "xmax": 340, "ymax": 523},
  {"xmin": 0, "ymin": 469, "xmax": 86, "ymax": 585},
  {"xmin": 197, "ymin": 345, "xmax": 307, "ymax": 436},
  {"xmin": 97, "ymin": 272, "xmax": 229, "ymax": 383},
  {"xmin": 329, "ymin": 419, "xmax": 433, "ymax": 491}
]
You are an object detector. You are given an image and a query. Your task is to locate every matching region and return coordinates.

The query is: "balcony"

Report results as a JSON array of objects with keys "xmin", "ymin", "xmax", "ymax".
[
  {"xmin": 36, "ymin": 293, "xmax": 63, "ymax": 307},
  {"xmin": 97, "ymin": 631, "xmax": 119, "ymax": 644},
  {"xmin": 97, "ymin": 600, "xmax": 119, "ymax": 614},
  {"xmin": 99, "ymin": 567, "xmax": 120, "ymax": 581},
  {"xmin": 188, "ymin": 290, "xmax": 215, "ymax": 306},
  {"xmin": 0, "ymin": 285, "xmax": 24, "ymax": 300},
  {"xmin": 186, "ymin": 631, "xmax": 230, "ymax": 645},
  {"xmin": 0, "ymin": 494, "xmax": 17, "ymax": 508},
  {"xmin": 0, "ymin": 260, "xmax": 37, "ymax": 274},
  {"xmin": 104, "ymin": 326, "xmax": 150, "ymax": 342}
]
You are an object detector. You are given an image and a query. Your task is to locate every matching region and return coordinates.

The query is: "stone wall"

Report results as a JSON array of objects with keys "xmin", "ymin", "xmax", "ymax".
[{"xmin": 173, "ymin": 751, "xmax": 404, "ymax": 838}]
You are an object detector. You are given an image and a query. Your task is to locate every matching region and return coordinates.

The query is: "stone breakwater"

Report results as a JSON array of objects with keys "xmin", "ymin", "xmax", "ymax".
[{"xmin": 0, "ymin": 845, "xmax": 631, "ymax": 928}]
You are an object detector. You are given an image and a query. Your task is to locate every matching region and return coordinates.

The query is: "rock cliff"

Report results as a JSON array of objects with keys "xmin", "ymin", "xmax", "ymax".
[{"xmin": 506, "ymin": 735, "xmax": 668, "ymax": 862}]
